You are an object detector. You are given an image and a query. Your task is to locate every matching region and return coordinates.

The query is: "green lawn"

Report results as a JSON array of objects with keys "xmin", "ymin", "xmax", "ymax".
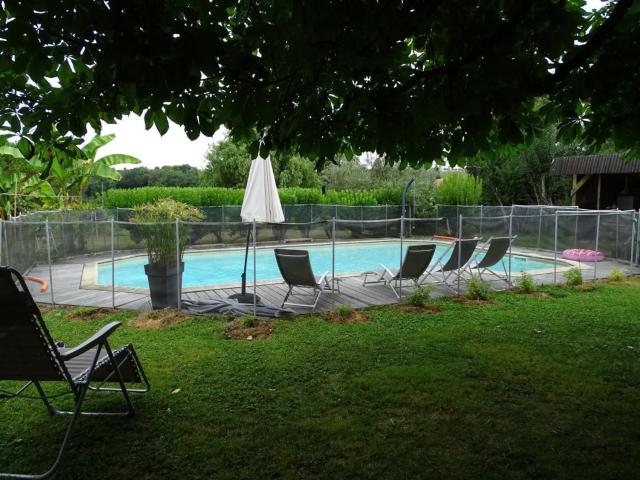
[{"xmin": 2, "ymin": 281, "xmax": 640, "ymax": 479}]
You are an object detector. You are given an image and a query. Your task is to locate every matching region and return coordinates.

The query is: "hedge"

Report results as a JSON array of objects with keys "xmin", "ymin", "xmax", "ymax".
[{"xmin": 102, "ymin": 187, "xmax": 404, "ymax": 208}]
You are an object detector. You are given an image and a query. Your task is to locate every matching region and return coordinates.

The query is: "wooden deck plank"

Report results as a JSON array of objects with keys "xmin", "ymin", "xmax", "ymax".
[{"xmin": 28, "ymin": 252, "xmax": 640, "ymax": 313}]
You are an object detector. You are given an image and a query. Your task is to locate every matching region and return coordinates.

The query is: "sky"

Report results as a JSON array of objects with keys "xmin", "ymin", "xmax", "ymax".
[
  {"xmin": 84, "ymin": 116, "xmax": 227, "ymax": 170},
  {"xmin": 85, "ymin": 0, "xmax": 607, "ymax": 171}
]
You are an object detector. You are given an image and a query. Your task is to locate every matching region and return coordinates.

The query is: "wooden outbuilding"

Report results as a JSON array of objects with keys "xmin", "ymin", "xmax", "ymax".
[{"xmin": 550, "ymin": 154, "xmax": 640, "ymax": 210}]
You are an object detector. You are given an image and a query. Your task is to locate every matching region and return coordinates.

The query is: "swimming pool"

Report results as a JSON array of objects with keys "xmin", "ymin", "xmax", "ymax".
[{"xmin": 96, "ymin": 241, "xmax": 562, "ymax": 289}]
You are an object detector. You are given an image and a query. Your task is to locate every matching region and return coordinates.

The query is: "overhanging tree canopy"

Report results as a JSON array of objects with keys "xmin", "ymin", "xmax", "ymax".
[{"xmin": 1, "ymin": 0, "xmax": 639, "ymax": 166}]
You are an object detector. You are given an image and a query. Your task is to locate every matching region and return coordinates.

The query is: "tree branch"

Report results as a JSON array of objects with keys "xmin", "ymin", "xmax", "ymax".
[{"xmin": 550, "ymin": 0, "xmax": 635, "ymax": 83}]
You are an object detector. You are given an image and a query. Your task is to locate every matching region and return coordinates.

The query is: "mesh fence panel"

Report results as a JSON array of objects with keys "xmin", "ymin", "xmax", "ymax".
[
  {"xmin": 2, "ymin": 205, "xmax": 638, "ymax": 310},
  {"xmin": 1, "ymin": 221, "xmax": 44, "ymax": 273},
  {"xmin": 597, "ymin": 212, "xmax": 635, "ymax": 263},
  {"xmin": 460, "ymin": 215, "xmax": 510, "ymax": 240}
]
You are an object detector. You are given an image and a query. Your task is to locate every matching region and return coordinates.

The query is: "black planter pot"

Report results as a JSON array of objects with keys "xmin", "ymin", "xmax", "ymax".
[{"xmin": 144, "ymin": 262, "xmax": 184, "ymax": 309}]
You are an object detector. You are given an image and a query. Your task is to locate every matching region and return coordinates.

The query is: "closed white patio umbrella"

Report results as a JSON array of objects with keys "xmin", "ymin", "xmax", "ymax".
[{"xmin": 229, "ymin": 153, "xmax": 284, "ymax": 303}]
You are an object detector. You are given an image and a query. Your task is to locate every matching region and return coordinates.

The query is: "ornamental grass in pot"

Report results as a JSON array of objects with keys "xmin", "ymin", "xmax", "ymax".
[{"xmin": 130, "ymin": 199, "xmax": 204, "ymax": 309}]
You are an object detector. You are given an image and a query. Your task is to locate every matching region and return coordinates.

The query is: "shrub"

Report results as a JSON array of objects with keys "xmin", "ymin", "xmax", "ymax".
[
  {"xmin": 334, "ymin": 304, "xmax": 353, "ymax": 318},
  {"xmin": 516, "ymin": 272, "xmax": 536, "ymax": 293},
  {"xmin": 608, "ymin": 267, "xmax": 626, "ymax": 282},
  {"xmin": 102, "ymin": 186, "xmax": 406, "ymax": 208},
  {"xmin": 564, "ymin": 267, "xmax": 583, "ymax": 286},
  {"xmin": 405, "ymin": 286, "xmax": 433, "ymax": 307},
  {"xmin": 434, "ymin": 172, "xmax": 483, "ymax": 206},
  {"xmin": 467, "ymin": 274, "xmax": 491, "ymax": 300},
  {"xmin": 104, "ymin": 187, "xmax": 245, "ymax": 208},
  {"xmin": 241, "ymin": 316, "xmax": 256, "ymax": 328},
  {"xmin": 129, "ymin": 199, "xmax": 204, "ymax": 266}
]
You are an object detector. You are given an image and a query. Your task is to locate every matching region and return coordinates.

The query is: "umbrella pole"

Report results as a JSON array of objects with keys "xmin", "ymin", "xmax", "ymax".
[
  {"xmin": 241, "ymin": 226, "xmax": 251, "ymax": 295},
  {"xmin": 229, "ymin": 225, "xmax": 261, "ymax": 304}
]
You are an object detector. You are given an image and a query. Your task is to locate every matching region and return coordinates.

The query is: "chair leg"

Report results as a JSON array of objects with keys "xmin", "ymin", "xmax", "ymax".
[
  {"xmin": 312, "ymin": 288, "xmax": 323, "ymax": 310},
  {"xmin": 281, "ymin": 285, "xmax": 292, "ymax": 307},
  {"xmin": 0, "ymin": 381, "xmax": 34, "ymax": 400},
  {"xmin": 33, "ymin": 381, "xmax": 56, "ymax": 417},
  {"xmin": 388, "ymin": 279, "xmax": 400, "ymax": 298},
  {"xmin": 88, "ymin": 347, "xmax": 150, "ymax": 394},
  {"xmin": 103, "ymin": 343, "xmax": 135, "ymax": 417},
  {"xmin": 0, "ymin": 385, "xmax": 89, "ymax": 480}
]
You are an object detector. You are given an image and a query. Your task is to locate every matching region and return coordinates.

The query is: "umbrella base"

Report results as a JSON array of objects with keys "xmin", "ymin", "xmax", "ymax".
[{"xmin": 228, "ymin": 292, "xmax": 261, "ymax": 304}]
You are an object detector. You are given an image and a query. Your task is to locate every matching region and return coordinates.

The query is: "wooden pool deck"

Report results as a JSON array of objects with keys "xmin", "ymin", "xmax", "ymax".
[{"xmin": 25, "ymin": 250, "xmax": 639, "ymax": 314}]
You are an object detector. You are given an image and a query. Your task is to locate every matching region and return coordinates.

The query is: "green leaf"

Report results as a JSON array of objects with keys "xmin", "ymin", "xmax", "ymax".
[
  {"xmin": 95, "ymin": 154, "xmax": 141, "ymax": 167},
  {"xmin": 91, "ymin": 162, "xmax": 122, "ymax": 181},
  {"xmin": 155, "ymin": 112, "xmax": 169, "ymax": 135},
  {"xmin": 0, "ymin": 145, "xmax": 25, "ymax": 159},
  {"xmin": 144, "ymin": 110, "xmax": 155, "ymax": 130},
  {"xmin": 82, "ymin": 134, "xmax": 116, "ymax": 159}
]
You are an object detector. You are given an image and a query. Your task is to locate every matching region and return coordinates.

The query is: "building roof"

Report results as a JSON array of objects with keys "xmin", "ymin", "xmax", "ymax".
[{"xmin": 550, "ymin": 154, "xmax": 640, "ymax": 176}]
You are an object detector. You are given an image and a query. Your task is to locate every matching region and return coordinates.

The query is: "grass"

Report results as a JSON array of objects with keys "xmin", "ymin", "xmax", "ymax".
[{"xmin": 2, "ymin": 280, "xmax": 640, "ymax": 479}]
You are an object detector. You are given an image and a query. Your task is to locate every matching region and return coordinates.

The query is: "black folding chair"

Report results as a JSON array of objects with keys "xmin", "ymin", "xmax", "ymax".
[
  {"xmin": 274, "ymin": 249, "xmax": 339, "ymax": 310},
  {"xmin": 468, "ymin": 236, "xmax": 517, "ymax": 287},
  {"xmin": 423, "ymin": 238, "xmax": 480, "ymax": 290},
  {"xmin": 362, "ymin": 244, "xmax": 436, "ymax": 298},
  {"xmin": 0, "ymin": 266, "xmax": 149, "ymax": 479}
]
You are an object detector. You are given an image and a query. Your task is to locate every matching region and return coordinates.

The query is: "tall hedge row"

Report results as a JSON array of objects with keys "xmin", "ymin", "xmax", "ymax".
[{"xmin": 102, "ymin": 187, "xmax": 404, "ymax": 208}]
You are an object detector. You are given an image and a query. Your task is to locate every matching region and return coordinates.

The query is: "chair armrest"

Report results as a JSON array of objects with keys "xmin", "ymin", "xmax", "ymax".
[
  {"xmin": 58, "ymin": 321, "xmax": 122, "ymax": 360},
  {"xmin": 317, "ymin": 271, "xmax": 329, "ymax": 286}
]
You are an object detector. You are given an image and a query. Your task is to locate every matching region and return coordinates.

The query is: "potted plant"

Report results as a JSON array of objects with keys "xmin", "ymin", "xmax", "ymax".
[{"xmin": 130, "ymin": 199, "xmax": 204, "ymax": 309}]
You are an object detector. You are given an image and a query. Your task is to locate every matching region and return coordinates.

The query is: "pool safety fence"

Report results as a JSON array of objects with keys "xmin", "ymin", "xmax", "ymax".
[{"xmin": 1, "ymin": 207, "xmax": 637, "ymax": 310}]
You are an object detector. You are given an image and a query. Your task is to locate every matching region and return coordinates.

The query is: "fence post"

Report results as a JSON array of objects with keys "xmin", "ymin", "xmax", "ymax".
[
  {"xmin": 457, "ymin": 214, "xmax": 463, "ymax": 295},
  {"xmin": 508, "ymin": 211, "xmax": 513, "ymax": 286},
  {"xmin": 615, "ymin": 212, "xmax": 619, "ymax": 260},
  {"xmin": 632, "ymin": 211, "xmax": 638, "ymax": 266},
  {"xmin": 332, "ymin": 217, "xmax": 336, "ymax": 291},
  {"xmin": 537, "ymin": 207, "xmax": 543, "ymax": 249},
  {"xmin": 399, "ymin": 215, "xmax": 404, "ymax": 299},
  {"xmin": 385, "ymin": 204, "xmax": 388, "ymax": 237},
  {"xmin": 176, "ymin": 219, "xmax": 181, "ymax": 311},
  {"xmin": 252, "ymin": 220, "xmax": 257, "ymax": 318},
  {"xmin": 45, "ymin": 219, "xmax": 55, "ymax": 305},
  {"xmin": 111, "ymin": 219, "xmax": 115, "ymax": 309},
  {"xmin": 553, "ymin": 211, "xmax": 559, "ymax": 284},
  {"xmin": 594, "ymin": 213, "xmax": 600, "ymax": 280},
  {"xmin": 0, "ymin": 219, "xmax": 3, "ymax": 265},
  {"xmin": 479, "ymin": 205, "xmax": 483, "ymax": 236},
  {"xmin": 221, "ymin": 205, "xmax": 225, "ymax": 224},
  {"xmin": 361, "ymin": 205, "xmax": 364, "ymax": 235}
]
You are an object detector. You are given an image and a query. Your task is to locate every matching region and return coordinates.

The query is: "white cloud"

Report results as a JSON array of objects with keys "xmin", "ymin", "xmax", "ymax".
[{"xmin": 84, "ymin": 114, "xmax": 228, "ymax": 170}]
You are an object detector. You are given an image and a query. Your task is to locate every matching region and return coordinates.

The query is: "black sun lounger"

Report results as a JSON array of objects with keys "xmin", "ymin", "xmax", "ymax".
[
  {"xmin": 0, "ymin": 266, "xmax": 149, "ymax": 479},
  {"xmin": 468, "ymin": 236, "xmax": 517, "ymax": 287},
  {"xmin": 423, "ymin": 237, "xmax": 480, "ymax": 290},
  {"xmin": 362, "ymin": 244, "xmax": 436, "ymax": 298},
  {"xmin": 274, "ymin": 249, "xmax": 339, "ymax": 310}
]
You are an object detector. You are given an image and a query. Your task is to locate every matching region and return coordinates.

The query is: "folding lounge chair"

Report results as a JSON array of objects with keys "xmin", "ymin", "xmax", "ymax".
[
  {"xmin": 362, "ymin": 244, "xmax": 436, "ymax": 298},
  {"xmin": 274, "ymin": 249, "xmax": 339, "ymax": 310},
  {"xmin": 0, "ymin": 266, "xmax": 149, "ymax": 479},
  {"xmin": 424, "ymin": 237, "xmax": 480, "ymax": 290},
  {"xmin": 468, "ymin": 236, "xmax": 517, "ymax": 288}
]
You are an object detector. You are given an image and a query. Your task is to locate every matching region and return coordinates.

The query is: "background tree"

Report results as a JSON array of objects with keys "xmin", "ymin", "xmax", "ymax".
[
  {"xmin": 475, "ymin": 128, "xmax": 580, "ymax": 205},
  {"xmin": 86, "ymin": 165, "xmax": 201, "ymax": 196},
  {"xmin": 277, "ymin": 154, "xmax": 321, "ymax": 188},
  {"xmin": 1, "ymin": 1, "xmax": 638, "ymax": 167},
  {"xmin": 200, "ymin": 137, "xmax": 252, "ymax": 188}
]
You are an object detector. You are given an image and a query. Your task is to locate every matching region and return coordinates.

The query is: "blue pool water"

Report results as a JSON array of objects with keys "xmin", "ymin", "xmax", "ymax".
[{"xmin": 97, "ymin": 241, "xmax": 558, "ymax": 289}]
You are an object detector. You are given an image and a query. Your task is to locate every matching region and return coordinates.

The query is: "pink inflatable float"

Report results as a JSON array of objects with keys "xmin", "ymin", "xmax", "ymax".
[{"xmin": 561, "ymin": 249, "xmax": 605, "ymax": 262}]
